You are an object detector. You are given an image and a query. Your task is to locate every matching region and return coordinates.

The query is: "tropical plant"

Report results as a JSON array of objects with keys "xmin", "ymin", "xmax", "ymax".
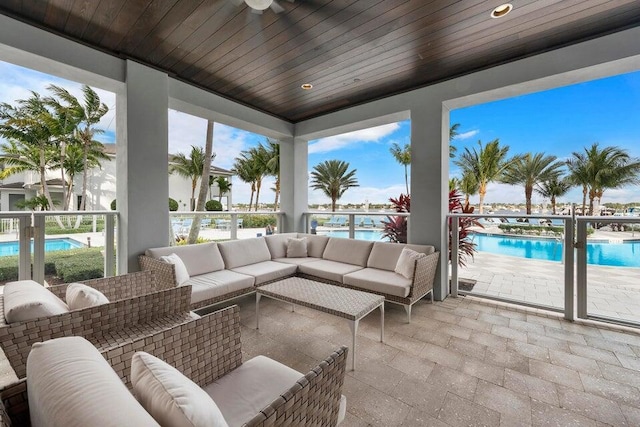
[
  {"xmin": 187, "ymin": 120, "xmax": 215, "ymax": 244},
  {"xmin": 205, "ymin": 200, "xmax": 223, "ymax": 211},
  {"xmin": 458, "ymin": 170, "xmax": 479, "ymax": 208},
  {"xmin": 454, "ymin": 139, "xmax": 510, "ymax": 213},
  {"xmin": 309, "ymin": 160, "xmax": 359, "ymax": 212},
  {"xmin": 449, "ymin": 123, "xmax": 460, "ymax": 158},
  {"xmin": 568, "ymin": 143, "xmax": 640, "ymax": 215},
  {"xmin": 261, "ymin": 138, "xmax": 280, "ymax": 211},
  {"xmin": 501, "ymin": 153, "xmax": 564, "ymax": 214},
  {"xmin": 389, "ymin": 142, "xmax": 411, "ymax": 195},
  {"xmin": 233, "ymin": 155, "xmax": 258, "ymax": 211},
  {"xmin": 170, "ymin": 145, "xmax": 212, "ymax": 211},
  {"xmin": 535, "ymin": 177, "xmax": 572, "ymax": 214},
  {"xmin": 381, "ymin": 194, "xmax": 410, "ymax": 243},
  {"xmin": 15, "ymin": 194, "xmax": 50, "ymax": 211},
  {"xmin": 448, "ymin": 189, "xmax": 482, "ymax": 267},
  {"xmin": 212, "ymin": 176, "xmax": 232, "ymax": 203}
]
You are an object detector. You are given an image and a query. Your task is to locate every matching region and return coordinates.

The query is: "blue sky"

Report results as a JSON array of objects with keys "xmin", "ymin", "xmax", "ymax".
[{"xmin": 0, "ymin": 58, "xmax": 638, "ymax": 206}]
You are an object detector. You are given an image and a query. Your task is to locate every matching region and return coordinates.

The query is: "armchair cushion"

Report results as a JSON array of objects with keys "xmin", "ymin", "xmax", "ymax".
[
  {"xmin": 3, "ymin": 280, "xmax": 69, "ymax": 323},
  {"xmin": 287, "ymin": 237, "xmax": 308, "ymax": 258},
  {"xmin": 159, "ymin": 254, "xmax": 190, "ymax": 285},
  {"xmin": 66, "ymin": 283, "xmax": 109, "ymax": 310},
  {"xmin": 203, "ymin": 355, "xmax": 304, "ymax": 427},
  {"xmin": 395, "ymin": 248, "xmax": 426, "ymax": 280},
  {"xmin": 132, "ymin": 351, "xmax": 228, "ymax": 427},
  {"xmin": 27, "ymin": 337, "xmax": 159, "ymax": 427}
]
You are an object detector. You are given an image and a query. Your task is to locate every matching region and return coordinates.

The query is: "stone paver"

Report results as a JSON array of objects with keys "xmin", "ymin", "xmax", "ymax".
[{"xmin": 1, "ymin": 291, "xmax": 639, "ymax": 426}]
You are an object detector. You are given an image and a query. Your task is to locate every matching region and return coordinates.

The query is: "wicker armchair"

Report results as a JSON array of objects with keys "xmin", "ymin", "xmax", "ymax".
[
  {"xmin": 0, "ymin": 271, "xmax": 193, "ymax": 379},
  {"xmin": 0, "ymin": 305, "xmax": 348, "ymax": 427}
]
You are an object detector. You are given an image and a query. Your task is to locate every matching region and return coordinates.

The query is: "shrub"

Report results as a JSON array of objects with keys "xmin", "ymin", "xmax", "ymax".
[
  {"xmin": 205, "ymin": 200, "xmax": 223, "ymax": 211},
  {"xmin": 240, "ymin": 214, "xmax": 277, "ymax": 228},
  {"xmin": 110, "ymin": 199, "xmax": 116, "ymax": 210},
  {"xmin": 169, "ymin": 198, "xmax": 179, "ymax": 211},
  {"xmin": 381, "ymin": 194, "xmax": 410, "ymax": 243}
]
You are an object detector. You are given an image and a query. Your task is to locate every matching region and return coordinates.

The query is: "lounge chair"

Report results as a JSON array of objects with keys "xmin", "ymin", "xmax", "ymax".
[
  {"xmin": 215, "ymin": 218, "xmax": 230, "ymax": 229},
  {"xmin": 201, "ymin": 218, "xmax": 211, "ymax": 228},
  {"xmin": 335, "ymin": 217, "xmax": 347, "ymax": 227},
  {"xmin": 361, "ymin": 217, "xmax": 374, "ymax": 228},
  {"xmin": 0, "ymin": 306, "xmax": 349, "ymax": 427},
  {"xmin": 325, "ymin": 216, "xmax": 339, "ymax": 227}
]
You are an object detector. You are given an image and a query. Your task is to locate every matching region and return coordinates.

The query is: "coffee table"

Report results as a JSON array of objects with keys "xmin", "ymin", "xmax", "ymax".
[{"xmin": 256, "ymin": 277, "xmax": 385, "ymax": 370}]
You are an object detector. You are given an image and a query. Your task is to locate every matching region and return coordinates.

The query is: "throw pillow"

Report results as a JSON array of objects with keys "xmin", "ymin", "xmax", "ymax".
[
  {"xmin": 287, "ymin": 237, "xmax": 308, "ymax": 258},
  {"xmin": 159, "ymin": 253, "xmax": 190, "ymax": 285},
  {"xmin": 132, "ymin": 352, "xmax": 229, "ymax": 427},
  {"xmin": 3, "ymin": 280, "xmax": 69, "ymax": 323},
  {"xmin": 394, "ymin": 248, "xmax": 426, "ymax": 280},
  {"xmin": 66, "ymin": 283, "xmax": 110, "ymax": 310}
]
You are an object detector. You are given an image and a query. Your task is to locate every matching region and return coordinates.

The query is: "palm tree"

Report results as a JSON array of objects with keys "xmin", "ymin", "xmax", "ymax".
[
  {"xmin": 566, "ymin": 152, "xmax": 590, "ymax": 215},
  {"xmin": 501, "ymin": 153, "xmax": 564, "ymax": 214},
  {"xmin": 535, "ymin": 177, "xmax": 571, "ymax": 214},
  {"xmin": 213, "ymin": 176, "xmax": 232, "ymax": 203},
  {"xmin": 568, "ymin": 143, "xmax": 640, "ymax": 215},
  {"xmin": 262, "ymin": 138, "xmax": 280, "ymax": 211},
  {"xmin": 458, "ymin": 170, "xmax": 479, "ymax": 208},
  {"xmin": 310, "ymin": 160, "xmax": 359, "ymax": 212},
  {"xmin": 454, "ymin": 139, "xmax": 510, "ymax": 213},
  {"xmin": 170, "ymin": 146, "xmax": 208, "ymax": 211},
  {"xmin": 246, "ymin": 146, "xmax": 269, "ymax": 211},
  {"xmin": 187, "ymin": 120, "xmax": 215, "ymax": 244},
  {"xmin": 449, "ymin": 123, "xmax": 460, "ymax": 158},
  {"xmin": 389, "ymin": 142, "xmax": 411, "ymax": 195},
  {"xmin": 232, "ymin": 154, "xmax": 258, "ymax": 211}
]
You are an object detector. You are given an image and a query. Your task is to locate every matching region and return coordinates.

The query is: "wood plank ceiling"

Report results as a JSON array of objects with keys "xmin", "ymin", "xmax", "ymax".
[{"xmin": 1, "ymin": 0, "xmax": 639, "ymax": 122}]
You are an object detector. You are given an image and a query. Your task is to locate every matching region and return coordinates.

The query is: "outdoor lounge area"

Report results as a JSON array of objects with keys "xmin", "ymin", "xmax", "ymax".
[{"xmin": 0, "ymin": 1, "xmax": 639, "ymax": 426}]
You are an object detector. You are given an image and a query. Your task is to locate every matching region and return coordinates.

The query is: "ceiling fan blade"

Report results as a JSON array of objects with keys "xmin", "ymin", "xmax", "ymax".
[{"xmin": 270, "ymin": 1, "xmax": 285, "ymax": 14}]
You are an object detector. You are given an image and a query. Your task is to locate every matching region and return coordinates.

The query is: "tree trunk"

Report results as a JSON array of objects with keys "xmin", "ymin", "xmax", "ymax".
[
  {"xmin": 255, "ymin": 179, "xmax": 262, "ymax": 211},
  {"xmin": 80, "ymin": 132, "xmax": 89, "ymax": 210},
  {"xmin": 39, "ymin": 149, "xmax": 55, "ymax": 211},
  {"xmin": 331, "ymin": 198, "xmax": 336, "ymax": 212},
  {"xmin": 478, "ymin": 183, "xmax": 486, "ymax": 214},
  {"xmin": 581, "ymin": 185, "xmax": 587, "ymax": 216},
  {"xmin": 404, "ymin": 165, "xmax": 409, "ymax": 195},
  {"xmin": 551, "ymin": 195, "xmax": 556, "ymax": 215},
  {"xmin": 248, "ymin": 184, "xmax": 255, "ymax": 211},
  {"xmin": 187, "ymin": 120, "xmax": 214, "ymax": 244},
  {"xmin": 273, "ymin": 177, "xmax": 279, "ymax": 211},
  {"xmin": 525, "ymin": 184, "xmax": 532, "ymax": 215},
  {"xmin": 60, "ymin": 141, "xmax": 67, "ymax": 211}
]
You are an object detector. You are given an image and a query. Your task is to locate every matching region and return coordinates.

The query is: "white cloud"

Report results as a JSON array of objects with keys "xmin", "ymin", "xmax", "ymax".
[
  {"xmin": 308, "ymin": 123, "xmax": 400, "ymax": 154},
  {"xmin": 454, "ymin": 130, "xmax": 479, "ymax": 140}
]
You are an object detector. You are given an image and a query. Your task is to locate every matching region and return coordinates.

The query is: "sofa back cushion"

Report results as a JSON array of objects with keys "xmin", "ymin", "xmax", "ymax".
[
  {"xmin": 264, "ymin": 233, "xmax": 299, "ymax": 259},
  {"xmin": 3, "ymin": 280, "xmax": 69, "ymax": 323},
  {"xmin": 218, "ymin": 238, "xmax": 272, "ymax": 269},
  {"xmin": 367, "ymin": 242, "xmax": 435, "ymax": 271},
  {"xmin": 322, "ymin": 238, "xmax": 374, "ymax": 267},
  {"xmin": 299, "ymin": 234, "xmax": 330, "ymax": 258},
  {"xmin": 27, "ymin": 337, "xmax": 159, "ymax": 427},
  {"xmin": 146, "ymin": 242, "xmax": 224, "ymax": 276}
]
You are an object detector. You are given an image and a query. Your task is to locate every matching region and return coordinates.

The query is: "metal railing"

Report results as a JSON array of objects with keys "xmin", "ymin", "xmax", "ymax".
[
  {"xmin": 303, "ymin": 211, "xmax": 408, "ymax": 239},
  {"xmin": 169, "ymin": 211, "xmax": 284, "ymax": 241}
]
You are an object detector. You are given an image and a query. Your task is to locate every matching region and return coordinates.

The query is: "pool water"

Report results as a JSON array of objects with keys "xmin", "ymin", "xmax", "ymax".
[
  {"xmin": 320, "ymin": 230, "xmax": 388, "ymax": 241},
  {"xmin": 0, "ymin": 238, "xmax": 84, "ymax": 257},
  {"xmin": 473, "ymin": 233, "xmax": 640, "ymax": 267}
]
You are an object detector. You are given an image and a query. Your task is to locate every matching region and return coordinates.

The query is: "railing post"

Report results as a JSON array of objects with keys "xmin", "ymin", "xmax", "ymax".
[
  {"xmin": 105, "ymin": 214, "xmax": 115, "ymax": 277},
  {"xmin": 230, "ymin": 213, "xmax": 238, "ymax": 240},
  {"xmin": 277, "ymin": 213, "xmax": 283, "ymax": 234},
  {"xmin": 451, "ymin": 216, "xmax": 459, "ymax": 298},
  {"xmin": 348, "ymin": 214, "xmax": 355, "ymax": 239},
  {"xmin": 563, "ymin": 217, "xmax": 575, "ymax": 320},
  {"xmin": 576, "ymin": 219, "xmax": 588, "ymax": 319},
  {"xmin": 32, "ymin": 215, "xmax": 46, "ymax": 285},
  {"xmin": 305, "ymin": 213, "xmax": 311, "ymax": 234},
  {"xmin": 18, "ymin": 215, "xmax": 31, "ymax": 281}
]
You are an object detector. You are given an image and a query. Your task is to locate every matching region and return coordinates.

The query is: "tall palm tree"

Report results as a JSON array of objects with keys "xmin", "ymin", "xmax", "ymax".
[
  {"xmin": 389, "ymin": 142, "xmax": 411, "ymax": 195},
  {"xmin": 262, "ymin": 138, "xmax": 280, "ymax": 211},
  {"xmin": 535, "ymin": 177, "xmax": 571, "ymax": 214},
  {"xmin": 310, "ymin": 160, "xmax": 359, "ymax": 212},
  {"xmin": 246, "ymin": 146, "xmax": 269, "ymax": 211},
  {"xmin": 213, "ymin": 176, "xmax": 232, "ymax": 203},
  {"xmin": 187, "ymin": 120, "xmax": 215, "ymax": 244},
  {"xmin": 501, "ymin": 153, "xmax": 564, "ymax": 214},
  {"xmin": 232, "ymin": 154, "xmax": 258, "ymax": 211},
  {"xmin": 454, "ymin": 139, "xmax": 510, "ymax": 213},
  {"xmin": 459, "ymin": 170, "xmax": 479, "ymax": 207},
  {"xmin": 566, "ymin": 152, "xmax": 590, "ymax": 215},
  {"xmin": 449, "ymin": 123, "xmax": 460, "ymax": 158},
  {"xmin": 170, "ymin": 146, "xmax": 208, "ymax": 211}
]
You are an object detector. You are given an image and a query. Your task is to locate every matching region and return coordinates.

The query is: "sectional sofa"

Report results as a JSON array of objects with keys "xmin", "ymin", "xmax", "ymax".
[{"xmin": 140, "ymin": 233, "xmax": 439, "ymax": 322}]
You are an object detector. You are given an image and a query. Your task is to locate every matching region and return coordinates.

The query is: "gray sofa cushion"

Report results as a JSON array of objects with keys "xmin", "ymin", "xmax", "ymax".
[
  {"xmin": 264, "ymin": 233, "xmax": 299, "ymax": 259},
  {"xmin": 231, "ymin": 261, "xmax": 297, "ymax": 285},
  {"xmin": 322, "ymin": 238, "xmax": 374, "ymax": 267},
  {"xmin": 203, "ymin": 355, "xmax": 303, "ymax": 427},
  {"xmin": 184, "ymin": 271, "xmax": 255, "ymax": 304},
  {"xmin": 343, "ymin": 268, "xmax": 412, "ymax": 298},
  {"xmin": 218, "ymin": 238, "xmax": 272, "ymax": 269},
  {"xmin": 367, "ymin": 242, "xmax": 435, "ymax": 271},
  {"xmin": 272, "ymin": 257, "xmax": 320, "ymax": 266},
  {"xmin": 298, "ymin": 234, "xmax": 330, "ymax": 258},
  {"xmin": 146, "ymin": 242, "xmax": 225, "ymax": 276},
  {"xmin": 298, "ymin": 260, "xmax": 363, "ymax": 283}
]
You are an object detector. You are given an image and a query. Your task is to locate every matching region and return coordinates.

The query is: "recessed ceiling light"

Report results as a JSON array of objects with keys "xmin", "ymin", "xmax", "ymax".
[
  {"xmin": 490, "ymin": 3, "xmax": 513, "ymax": 18},
  {"xmin": 301, "ymin": 83, "xmax": 313, "ymax": 90}
]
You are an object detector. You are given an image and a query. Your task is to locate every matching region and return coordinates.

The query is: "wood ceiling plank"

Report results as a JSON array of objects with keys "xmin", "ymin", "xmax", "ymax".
[
  {"xmin": 63, "ymin": 0, "xmax": 101, "ymax": 38},
  {"xmin": 20, "ymin": 0, "xmax": 48, "ymax": 23},
  {"xmin": 97, "ymin": 0, "xmax": 150, "ymax": 49},
  {"xmin": 117, "ymin": 0, "xmax": 183, "ymax": 53},
  {"xmin": 81, "ymin": 0, "xmax": 127, "ymax": 44},
  {"xmin": 43, "ymin": 0, "xmax": 75, "ymax": 29},
  {"xmin": 262, "ymin": 0, "xmax": 620, "ymax": 111}
]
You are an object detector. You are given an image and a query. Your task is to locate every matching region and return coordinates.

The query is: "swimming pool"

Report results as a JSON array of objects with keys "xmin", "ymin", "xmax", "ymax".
[
  {"xmin": 473, "ymin": 233, "xmax": 640, "ymax": 267},
  {"xmin": 0, "ymin": 238, "xmax": 84, "ymax": 257},
  {"xmin": 319, "ymin": 230, "xmax": 388, "ymax": 241}
]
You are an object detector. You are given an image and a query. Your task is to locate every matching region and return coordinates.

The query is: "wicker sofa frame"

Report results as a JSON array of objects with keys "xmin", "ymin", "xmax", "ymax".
[
  {"xmin": 0, "ymin": 271, "xmax": 193, "ymax": 379},
  {"xmin": 0, "ymin": 305, "xmax": 348, "ymax": 427}
]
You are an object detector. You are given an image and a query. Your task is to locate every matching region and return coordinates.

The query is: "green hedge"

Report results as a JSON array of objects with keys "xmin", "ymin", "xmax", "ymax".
[
  {"xmin": 205, "ymin": 200, "xmax": 223, "ymax": 211},
  {"xmin": 0, "ymin": 247, "xmax": 105, "ymax": 283},
  {"xmin": 239, "ymin": 214, "xmax": 277, "ymax": 228}
]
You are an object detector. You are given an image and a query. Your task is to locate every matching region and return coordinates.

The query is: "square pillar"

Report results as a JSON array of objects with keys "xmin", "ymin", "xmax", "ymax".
[
  {"xmin": 409, "ymin": 104, "xmax": 450, "ymax": 301},
  {"xmin": 280, "ymin": 137, "xmax": 308, "ymax": 232},
  {"xmin": 116, "ymin": 60, "xmax": 169, "ymax": 272}
]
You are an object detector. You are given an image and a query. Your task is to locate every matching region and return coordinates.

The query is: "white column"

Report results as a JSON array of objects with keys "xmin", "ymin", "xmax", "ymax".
[
  {"xmin": 409, "ymin": 104, "xmax": 450, "ymax": 301},
  {"xmin": 280, "ymin": 137, "xmax": 308, "ymax": 232},
  {"xmin": 116, "ymin": 60, "xmax": 169, "ymax": 273}
]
